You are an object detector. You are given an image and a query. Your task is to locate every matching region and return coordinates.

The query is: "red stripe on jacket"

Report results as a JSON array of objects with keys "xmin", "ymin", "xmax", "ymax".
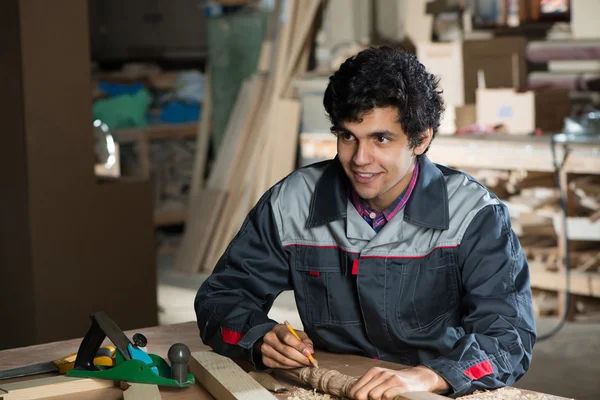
[
  {"xmin": 464, "ymin": 360, "xmax": 493, "ymax": 380},
  {"xmin": 221, "ymin": 327, "xmax": 243, "ymax": 345}
]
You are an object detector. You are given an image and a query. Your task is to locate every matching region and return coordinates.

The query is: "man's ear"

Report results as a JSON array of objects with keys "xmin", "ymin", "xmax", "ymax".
[{"xmin": 413, "ymin": 128, "xmax": 433, "ymax": 156}]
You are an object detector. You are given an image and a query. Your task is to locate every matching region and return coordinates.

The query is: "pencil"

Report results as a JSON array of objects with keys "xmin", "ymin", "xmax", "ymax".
[{"xmin": 284, "ymin": 320, "xmax": 319, "ymax": 368}]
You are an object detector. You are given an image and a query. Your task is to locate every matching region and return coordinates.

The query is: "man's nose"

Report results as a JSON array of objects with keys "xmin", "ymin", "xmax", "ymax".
[{"xmin": 352, "ymin": 143, "xmax": 372, "ymax": 165}]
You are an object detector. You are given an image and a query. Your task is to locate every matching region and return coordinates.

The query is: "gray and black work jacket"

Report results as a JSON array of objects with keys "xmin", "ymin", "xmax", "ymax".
[{"xmin": 195, "ymin": 155, "xmax": 536, "ymax": 397}]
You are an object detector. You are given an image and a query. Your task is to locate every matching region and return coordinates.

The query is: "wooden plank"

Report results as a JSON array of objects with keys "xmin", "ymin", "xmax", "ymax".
[
  {"xmin": 172, "ymin": 189, "xmax": 227, "ymax": 274},
  {"xmin": 201, "ymin": 76, "xmax": 269, "ymax": 272},
  {"xmin": 111, "ymin": 123, "xmax": 199, "ymax": 143},
  {"xmin": 123, "ymin": 383, "xmax": 162, "ymax": 400},
  {"xmin": 530, "ymin": 262, "xmax": 600, "ymax": 297},
  {"xmin": 204, "ymin": 0, "xmax": 317, "ymax": 272},
  {"xmin": 206, "ymin": 76, "xmax": 263, "ymax": 191},
  {"xmin": 0, "ymin": 376, "xmax": 114, "ymax": 400},
  {"xmin": 189, "ymin": 351, "xmax": 277, "ymax": 400},
  {"xmin": 239, "ymin": 0, "xmax": 298, "ymax": 205},
  {"xmin": 265, "ymin": 98, "xmax": 301, "ymax": 190},
  {"xmin": 202, "ymin": 0, "xmax": 297, "ymax": 271},
  {"xmin": 256, "ymin": 0, "xmax": 280, "ymax": 74},
  {"xmin": 153, "ymin": 208, "xmax": 188, "ymax": 228},
  {"xmin": 190, "ymin": 68, "xmax": 213, "ymax": 197},
  {"xmin": 564, "ymin": 217, "xmax": 600, "ymax": 241}
]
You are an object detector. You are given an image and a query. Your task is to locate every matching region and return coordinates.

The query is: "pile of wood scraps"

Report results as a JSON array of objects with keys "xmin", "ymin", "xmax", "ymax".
[
  {"xmin": 570, "ymin": 175, "xmax": 600, "ymax": 222},
  {"xmin": 506, "ymin": 187, "xmax": 560, "ymax": 246},
  {"xmin": 173, "ymin": 0, "xmax": 322, "ymax": 274}
]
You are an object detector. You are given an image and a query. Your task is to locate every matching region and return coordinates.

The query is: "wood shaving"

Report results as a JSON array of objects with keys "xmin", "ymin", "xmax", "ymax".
[
  {"xmin": 287, "ymin": 387, "xmax": 340, "ymax": 400},
  {"xmin": 460, "ymin": 387, "xmax": 573, "ymax": 400}
]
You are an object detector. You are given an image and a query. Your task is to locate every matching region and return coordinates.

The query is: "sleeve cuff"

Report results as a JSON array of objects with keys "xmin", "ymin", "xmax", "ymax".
[
  {"xmin": 237, "ymin": 321, "xmax": 278, "ymax": 370},
  {"xmin": 421, "ymin": 358, "xmax": 473, "ymax": 398}
]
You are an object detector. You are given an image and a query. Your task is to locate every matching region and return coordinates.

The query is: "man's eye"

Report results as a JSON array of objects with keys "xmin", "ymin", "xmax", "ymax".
[
  {"xmin": 341, "ymin": 133, "xmax": 355, "ymax": 141},
  {"xmin": 376, "ymin": 135, "xmax": 389, "ymax": 144}
]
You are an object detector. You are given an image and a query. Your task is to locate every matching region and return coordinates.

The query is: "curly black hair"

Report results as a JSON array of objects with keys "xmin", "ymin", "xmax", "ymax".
[{"xmin": 323, "ymin": 46, "xmax": 444, "ymax": 152}]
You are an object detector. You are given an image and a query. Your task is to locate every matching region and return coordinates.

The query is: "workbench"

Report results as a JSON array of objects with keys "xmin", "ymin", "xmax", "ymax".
[{"xmin": 0, "ymin": 322, "xmax": 570, "ymax": 400}]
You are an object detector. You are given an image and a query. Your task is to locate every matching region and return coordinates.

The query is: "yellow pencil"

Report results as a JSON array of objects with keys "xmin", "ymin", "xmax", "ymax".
[{"xmin": 284, "ymin": 320, "xmax": 319, "ymax": 368}]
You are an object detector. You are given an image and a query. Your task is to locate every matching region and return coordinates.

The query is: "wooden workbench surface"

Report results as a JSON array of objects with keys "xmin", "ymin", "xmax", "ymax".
[{"xmin": 0, "ymin": 322, "xmax": 570, "ymax": 400}]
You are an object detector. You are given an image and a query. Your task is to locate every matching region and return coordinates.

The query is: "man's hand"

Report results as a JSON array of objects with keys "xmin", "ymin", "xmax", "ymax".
[
  {"xmin": 348, "ymin": 366, "xmax": 450, "ymax": 400},
  {"xmin": 259, "ymin": 324, "xmax": 315, "ymax": 369}
]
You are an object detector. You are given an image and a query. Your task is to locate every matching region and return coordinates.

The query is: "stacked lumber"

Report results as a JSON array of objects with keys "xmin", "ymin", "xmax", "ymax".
[
  {"xmin": 506, "ymin": 187, "xmax": 560, "ymax": 241},
  {"xmin": 461, "ymin": 168, "xmax": 510, "ymax": 199},
  {"xmin": 505, "ymin": 170, "xmax": 557, "ymax": 195},
  {"xmin": 570, "ymin": 175, "xmax": 600, "ymax": 222},
  {"xmin": 173, "ymin": 0, "xmax": 322, "ymax": 274}
]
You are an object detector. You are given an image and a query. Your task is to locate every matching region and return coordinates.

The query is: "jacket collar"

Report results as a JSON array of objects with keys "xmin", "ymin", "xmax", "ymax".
[{"xmin": 306, "ymin": 155, "xmax": 449, "ymax": 230}]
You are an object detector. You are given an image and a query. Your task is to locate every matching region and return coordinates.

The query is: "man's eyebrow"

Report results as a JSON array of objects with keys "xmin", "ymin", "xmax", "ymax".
[
  {"xmin": 334, "ymin": 128, "xmax": 399, "ymax": 137},
  {"xmin": 367, "ymin": 130, "xmax": 398, "ymax": 138},
  {"xmin": 333, "ymin": 127, "xmax": 354, "ymax": 135}
]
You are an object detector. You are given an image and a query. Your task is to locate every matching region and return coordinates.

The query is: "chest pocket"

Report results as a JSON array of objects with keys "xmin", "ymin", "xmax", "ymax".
[
  {"xmin": 392, "ymin": 254, "xmax": 459, "ymax": 333},
  {"xmin": 295, "ymin": 251, "xmax": 363, "ymax": 326}
]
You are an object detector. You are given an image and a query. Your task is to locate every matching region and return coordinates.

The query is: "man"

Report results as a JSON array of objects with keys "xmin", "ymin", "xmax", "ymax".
[{"xmin": 195, "ymin": 46, "xmax": 536, "ymax": 399}]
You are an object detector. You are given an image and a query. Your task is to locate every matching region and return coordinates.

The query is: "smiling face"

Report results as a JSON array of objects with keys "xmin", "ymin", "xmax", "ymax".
[{"xmin": 336, "ymin": 107, "xmax": 432, "ymax": 211}]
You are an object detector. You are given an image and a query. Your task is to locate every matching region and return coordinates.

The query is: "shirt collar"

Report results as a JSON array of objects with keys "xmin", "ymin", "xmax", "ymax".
[
  {"xmin": 306, "ymin": 155, "xmax": 449, "ymax": 230},
  {"xmin": 350, "ymin": 161, "xmax": 420, "ymax": 222}
]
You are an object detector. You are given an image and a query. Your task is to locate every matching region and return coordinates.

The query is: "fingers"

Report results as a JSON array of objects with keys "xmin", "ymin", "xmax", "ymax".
[
  {"xmin": 349, "ymin": 367, "xmax": 409, "ymax": 400},
  {"xmin": 295, "ymin": 330, "xmax": 314, "ymax": 349},
  {"xmin": 348, "ymin": 367, "xmax": 379, "ymax": 399},
  {"xmin": 260, "ymin": 324, "xmax": 314, "ymax": 369},
  {"xmin": 260, "ymin": 342, "xmax": 306, "ymax": 369},
  {"xmin": 381, "ymin": 387, "xmax": 409, "ymax": 400},
  {"xmin": 274, "ymin": 324, "xmax": 314, "ymax": 356},
  {"xmin": 350, "ymin": 367, "xmax": 390, "ymax": 400}
]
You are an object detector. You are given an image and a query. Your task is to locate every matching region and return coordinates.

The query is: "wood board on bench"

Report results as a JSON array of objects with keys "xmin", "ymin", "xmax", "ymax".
[{"xmin": 0, "ymin": 376, "xmax": 114, "ymax": 400}]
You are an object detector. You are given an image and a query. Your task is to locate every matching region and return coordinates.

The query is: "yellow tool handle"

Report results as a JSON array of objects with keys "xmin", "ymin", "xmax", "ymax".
[{"xmin": 53, "ymin": 345, "xmax": 116, "ymax": 374}]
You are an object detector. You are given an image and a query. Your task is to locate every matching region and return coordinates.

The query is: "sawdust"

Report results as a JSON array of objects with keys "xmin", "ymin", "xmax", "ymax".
[
  {"xmin": 460, "ymin": 387, "xmax": 574, "ymax": 400},
  {"xmin": 286, "ymin": 387, "xmax": 572, "ymax": 400},
  {"xmin": 286, "ymin": 387, "xmax": 341, "ymax": 400}
]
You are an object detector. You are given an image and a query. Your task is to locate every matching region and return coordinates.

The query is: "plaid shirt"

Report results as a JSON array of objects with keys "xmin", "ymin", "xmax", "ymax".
[{"xmin": 350, "ymin": 162, "xmax": 420, "ymax": 233}]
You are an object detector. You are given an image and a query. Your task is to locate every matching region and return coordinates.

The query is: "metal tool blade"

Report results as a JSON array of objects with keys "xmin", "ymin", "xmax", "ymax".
[
  {"xmin": 93, "ymin": 312, "xmax": 132, "ymax": 361},
  {"xmin": 0, "ymin": 362, "xmax": 58, "ymax": 380}
]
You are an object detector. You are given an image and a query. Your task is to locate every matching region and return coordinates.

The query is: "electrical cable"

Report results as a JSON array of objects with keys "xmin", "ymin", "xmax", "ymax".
[{"xmin": 537, "ymin": 135, "xmax": 571, "ymax": 341}]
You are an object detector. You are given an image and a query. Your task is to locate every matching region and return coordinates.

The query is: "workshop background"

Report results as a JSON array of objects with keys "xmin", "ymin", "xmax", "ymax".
[{"xmin": 1, "ymin": 0, "xmax": 599, "ymax": 399}]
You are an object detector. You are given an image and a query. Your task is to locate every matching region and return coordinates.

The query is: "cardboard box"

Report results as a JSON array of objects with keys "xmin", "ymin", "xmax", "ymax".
[
  {"xmin": 417, "ymin": 41, "xmax": 465, "ymax": 108},
  {"xmin": 476, "ymin": 88, "xmax": 570, "ymax": 134},
  {"xmin": 462, "ymin": 37, "xmax": 527, "ymax": 104},
  {"xmin": 417, "ymin": 36, "xmax": 527, "ymax": 109}
]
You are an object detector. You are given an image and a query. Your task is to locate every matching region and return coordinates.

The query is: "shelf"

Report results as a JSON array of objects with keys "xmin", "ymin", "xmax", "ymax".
[
  {"xmin": 299, "ymin": 133, "xmax": 600, "ymax": 174},
  {"xmin": 153, "ymin": 208, "xmax": 188, "ymax": 227},
  {"xmin": 428, "ymin": 135, "xmax": 600, "ymax": 174},
  {"xmin": 530, "ymin": 262, "xmax": 600, "ymax": 297},
  {"xmin": 561, "ymin": 217, "xmax": 600, "ymax": 242},
  {"xmin": 111, "ymin": 122, "xmax": 199, "ymax": 143}
]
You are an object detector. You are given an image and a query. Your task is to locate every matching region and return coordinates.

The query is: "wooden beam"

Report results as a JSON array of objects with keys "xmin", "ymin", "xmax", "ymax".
[
  {"xmin": 565, "ymin": 217, "xmax": 600, "ymax": 241},
  {"xmin": 530, "ymin": 262, "xmax": 600, "ymax": 297},
  {"xmin": 111, "ymin": 123, "xmax": 199, "ymax": 143},
  {"xmin": 122, "ymin": 383, "xmax": 162, "ymax": 400},
  {"xmin": 189, "ymin": 351, "xmax": 277, "ymax": 400},
  {"xmin": 265, "ymin": 98, "xmax": 301, "ymax": 190},
  {"xmin": 0, "ymin": 376, "xmax": 114, "ymax": 400},
  {"xmin": 172, "ymin": 189, "xmax": 228, "ymax": 273},
  {"xmin": 190, "ymin": 68, "xmax": 213, "ymax": 197}
]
